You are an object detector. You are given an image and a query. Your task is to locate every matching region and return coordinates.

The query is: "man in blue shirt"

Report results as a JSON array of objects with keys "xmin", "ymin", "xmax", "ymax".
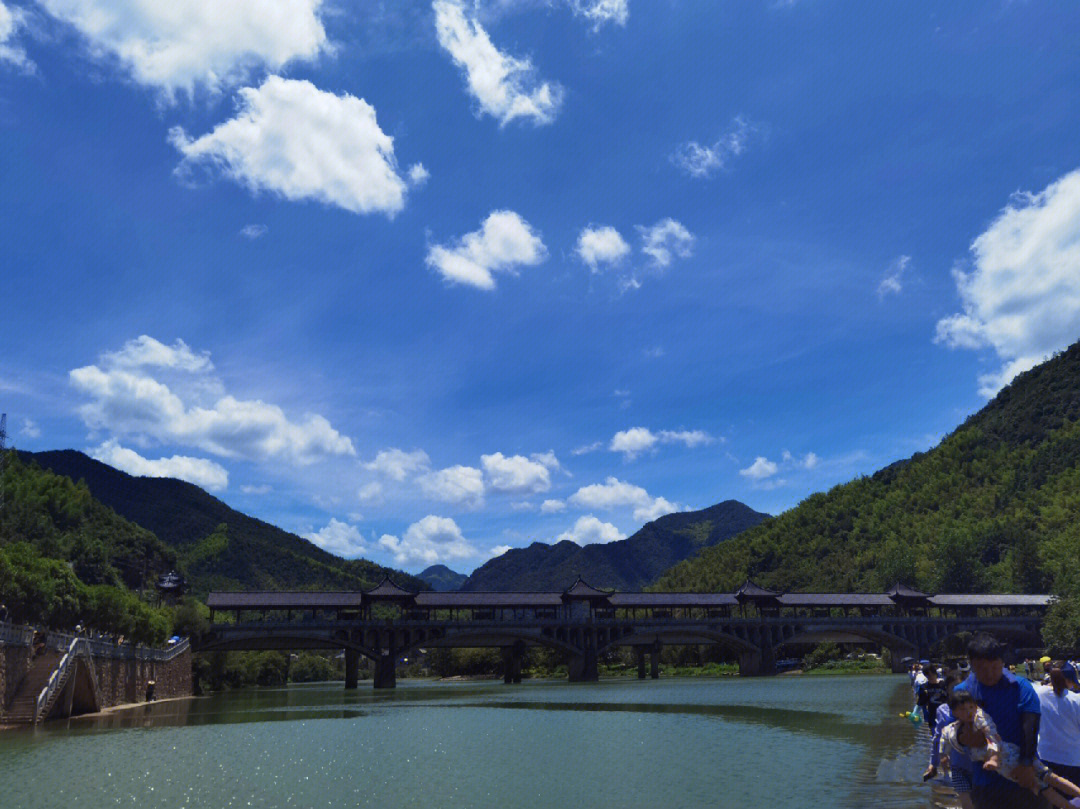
[{"xmin": 960, "ymin": 634, "xmax": 1047, "ymax": 809}]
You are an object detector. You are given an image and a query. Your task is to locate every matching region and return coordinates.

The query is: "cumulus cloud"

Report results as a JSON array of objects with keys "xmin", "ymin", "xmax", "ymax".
[
  {"xmin": 609, "ymin": 427, "xmax": 714, "ymax": 459},
  {"xmin": 38, "ymin": 0, "xmax": 327, "ymax": 97},
  {"xmin": 557, "ymin": 515, "xmax": 625, "ymax": 545},
  {"xmin": 417, "ymin": 465, "xmax": 485, "ymax": 507},
  {"xmin": 569, "ymin": 477, "xmax": 680, "ymax": 523},
  {"xmin": 739, "ymin": 456, "xmax": 778, "ymax": 480},
  {"xmin": 240, "ymin": 224, "xmax": 268, "ymax": 239},
  {"xmin": 363, "ymin": 448, "xmax": 432, "ymax": 481},
  {"xmin": 570, "ymin": 0, "xmax": 628, "ymax": 29},
  {"xmin": 877, "ymin": 255, "xmax": 909, "ymax": 299},
  {"xmin": 91, "ymin": 439, "xmax": 229, "ymax": 491},
  {"xmin": 672, "ymin": 116, "xmax": 755, "ymax": 179},
  {"xmin": 357, "ymin": 481, "xmax": 384, "ymax": 503},
  {"xmin": 487, "ymin": 543, "xmax": 513, "ymax": 558},
  {"xmin": 240, "ymin": 484, "xmax": 272, "ymax": 495},
  {"xmin": 433, "ymin": 0, "xmax": 563, "ymax": 126},
  {"xmin": 305, "ymin": 518, "xmax": 369, "ymax": 557},
  {"xmin": 379, "ymin": 515, "xmax": 477, "ymax": 565},
  {"xmin": 540, "ymin": 498, "xmax": 566, "ymax": 513},
  {"xmin": 19, "ymin": 418, "xmax": 41, "ymax": 438},
  {"xmin": 638, "ymin": 218, "xmax": 694, "ymax": 268},
  {"xmin": 0, "ymin": 2, "xmax": 32, "ymax": 70},
  {"xmin": 70, "ymin": 335, "xmax": 355, "ymax": 465},
  {"xmin": 426, "ymin": 210, "xmax": 546, "ymax": 290},
  {"xmin": 170, "ymin": 77, "xmax": 410, "ymax": 217},
  {"xmin": 576, "ymin": 225, "xmax": 630, "ymax": 271},
  {"xmin": 935, "ymin": 168, "xmax": 1080, "ymax": 396},
  {"xmin": 782, "ymin": 450, "xmax": 819, "ymax": 470},
  {"xmin": 481, "ymin": 452, "xmax": 553, "ymax": 494}
]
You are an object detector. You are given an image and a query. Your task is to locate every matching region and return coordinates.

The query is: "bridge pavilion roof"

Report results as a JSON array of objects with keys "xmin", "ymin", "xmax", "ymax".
[
  {"xmin": 365, "ymin": 577, "xmax": 417, "ymax": 601},
  {"xmin": 929, "ymin": 594, "xmax": 1051, "ymax": 608},
  {"xmin": 206, "ymin": 591, "xmax": 364, "ymax": 610},
  {"xmin": 415, "ymin": 592, "xmax": 564, "ymax": 608},
  {"xmin": 562, "ymin": 578, "xmax": 614, "ymax": 602},
  {"xmin": 608, "ymin": 593, "xmax": 738, "ymax": 608},
  {"xmin": 778, "ymin": 593, "xmax": 894, "ymax": 607}
]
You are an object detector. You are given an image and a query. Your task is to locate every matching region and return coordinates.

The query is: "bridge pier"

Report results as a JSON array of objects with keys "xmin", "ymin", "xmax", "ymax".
[
  {"xmin": 374, "ymin": 650, "xmax": 396, "ymax": 689},
  {"xmin": 502, "ymin": 643, "xmax": 524, "ymax": 684},
  {"xmin": 344, "ymin": 648, "xmax": 359, "ymax": 689},
  {"xmin": 568, "ymin": 647, "xmax": 598, "ymax": 682},
  {"xmin": 636, "ymin": 647, "xmax": 646, "ymax": 679},
  {"xmin": 650, "ymin": 644, "xmax": 661, "ymax": 680}
]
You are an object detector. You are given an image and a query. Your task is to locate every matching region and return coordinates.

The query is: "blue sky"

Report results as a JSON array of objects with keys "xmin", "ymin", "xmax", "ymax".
[{"xmin": 2, "ymin": 1, "xmax": 1079, "ymax": 573}]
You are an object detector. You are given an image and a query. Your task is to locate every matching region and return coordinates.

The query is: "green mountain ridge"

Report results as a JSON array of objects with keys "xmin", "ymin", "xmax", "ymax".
[
  {"xmin": 418, "ymin": 564, "xmax": 469, "ymax": 592},
  {"xmin": 20, "ymin": 450, "xmax": 425, "ymax": 597},
  {"xmin": 462, "ymin": 500, "xmax": 769, "ymax": 591},
  {"xmin": 653, "ymin": 341, "xmax": 1080, "ymax": 599}
]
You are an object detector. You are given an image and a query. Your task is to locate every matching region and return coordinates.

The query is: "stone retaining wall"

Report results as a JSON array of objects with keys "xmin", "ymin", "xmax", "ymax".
[
  {"xmin": 1, "ymin": 642, "xmax": 32, "ymax": 712},
  {"xmin": 93, "ymin": 647, "xmax": 193, "ymax": 705}
]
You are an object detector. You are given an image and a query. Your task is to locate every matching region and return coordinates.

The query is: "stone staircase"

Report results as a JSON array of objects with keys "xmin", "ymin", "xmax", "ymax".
[{"xmin": 4, "ymin": 649, "xmax": 61, "ymax": 724}]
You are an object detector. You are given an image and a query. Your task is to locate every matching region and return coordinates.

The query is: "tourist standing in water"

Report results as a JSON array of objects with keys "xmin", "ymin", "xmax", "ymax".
[
  {"xmin": 918, "ymin": 666, "xmax": 949, "ymax": 729},
  {"xmin": 959, "ymin": 634, "xmax": 1045, "ymax": 809},
  {"xmin": 1035, "ymin": 663, "xmax": 1080, "ymax": 788},
  {"xmin": 924, "ymin": 670, "xmax": 974, "ymax": 809}
]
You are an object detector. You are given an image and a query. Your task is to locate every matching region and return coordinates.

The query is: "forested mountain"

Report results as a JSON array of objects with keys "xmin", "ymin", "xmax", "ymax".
[
  {"xmin": 0, "ymin": 452, "xmax": 174, "ymax": 641},
  {"xmin": 20, "ymin": 450, "xmax": 425, "ymax": 598},
  {"xmin": 418, "ymin": 564, "xmax": 468, "ymax": 592},
  {"xmin": 655, "ymin": 341, "xmax": 1080, "ymax": 599},
  {"xmin": 462, "ymin": 500, "xmax": 769, "ymax": 591}
]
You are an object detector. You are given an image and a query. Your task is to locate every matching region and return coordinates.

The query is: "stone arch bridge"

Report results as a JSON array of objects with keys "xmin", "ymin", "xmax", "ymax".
[{"xmin": 200, "ymin": 579, "xmax": 1049, "ymax": 688}]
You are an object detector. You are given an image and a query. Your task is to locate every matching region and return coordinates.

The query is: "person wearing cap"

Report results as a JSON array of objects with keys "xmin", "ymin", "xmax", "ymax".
[
  {"xmin": 1035, "ymin": 662, "xmax": 1080, "ymax": 787},
  {"xmin": 960, "ymin": 633, "xmax": 1044, "ymax": 809}
]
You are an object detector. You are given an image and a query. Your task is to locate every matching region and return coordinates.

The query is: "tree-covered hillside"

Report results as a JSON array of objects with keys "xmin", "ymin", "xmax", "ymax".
[
  {"xmin": 22, "ymin": 450, "xmax": 425, "ymax": 597},
  {"xmin": 463, "ymin": 500, "xmax": 769, "ymax": 591},
  {"xmin": 655, "ymin": 342, "xmax": 1080, "ymax": 601},
  {"xmin": 0, "ymin": 452, "xmax": 173, "ymax": 642}
]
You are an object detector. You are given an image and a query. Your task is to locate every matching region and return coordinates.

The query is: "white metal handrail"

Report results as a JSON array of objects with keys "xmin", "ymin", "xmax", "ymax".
[{"xmin": 35, "ymin": 637, "xmax": 83, "ymax": 720}]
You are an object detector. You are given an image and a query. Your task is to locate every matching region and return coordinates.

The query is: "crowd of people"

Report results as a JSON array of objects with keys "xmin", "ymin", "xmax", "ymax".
[{"xmin": 913, "ymin": 634, "xmax": 1080, "ymax": 809}]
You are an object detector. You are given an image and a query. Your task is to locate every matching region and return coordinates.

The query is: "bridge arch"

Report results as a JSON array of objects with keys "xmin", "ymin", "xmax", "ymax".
[{"xmin": 596, "ymin": 626, "xmax": 761, "ymax": 657}]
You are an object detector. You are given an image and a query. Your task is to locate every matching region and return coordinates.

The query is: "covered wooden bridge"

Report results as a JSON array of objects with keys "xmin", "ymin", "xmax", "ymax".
[{"xmin": 200, "ymin": 579, "xmax": 1050, "ymax": 688}]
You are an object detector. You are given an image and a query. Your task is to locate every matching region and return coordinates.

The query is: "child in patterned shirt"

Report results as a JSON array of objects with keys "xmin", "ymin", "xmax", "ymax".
[{"xmin": 939, "ymin": 689, "xmax": 1080, "ymax": 808}]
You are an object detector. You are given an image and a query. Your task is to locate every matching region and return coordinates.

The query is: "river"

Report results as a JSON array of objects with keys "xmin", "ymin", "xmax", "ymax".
[{"xmin": 0, "ymin": 674, "xmax": 955, "ymax": 809}]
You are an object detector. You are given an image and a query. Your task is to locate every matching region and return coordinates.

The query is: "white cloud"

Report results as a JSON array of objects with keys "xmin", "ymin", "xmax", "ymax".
[
  {"xmin": 379, "ymin": 515, "xmax": 477, "ymax": 565},
  {"xmin": 609, "ymin": 427, "xmax": 657, "ymax": 459},
  {"xmin": 240, "ymin": 224, "xmax": 268, "ymax": 239},
  {"xmin": 935, "ymin": 168, "xmax": 1080, "ymax": 396},
  {"xmin": 357, "ymin": 481, "xmax": 384, "ymax": 503},
  {"xmin": 672, "ymin": 116, "xmax": 754, "ymax": 179},
  {"xmin": 540, "ymin": 498, "xmax": 566, "ymax": 513},
  {"xmin": 569, "ymin": 476, "xmax": 681, "ymax": 523},
  {"xmin": 781, "ymin": 450, "xmax": 819, "ymax": 470},
  {"xmin": 426, "ymin": 210, "xmax": 546, "ymax": 290},
  {"xmin": 638, "ymin": 218, "xmax": 694, "ymax": 268},
  {"xmin": 571, "ymin": 441, "xmax": 602, "ymax": 456},
  {"xmin": 170, "ymin": 77, "xmax": 410, "ymax": 217},
  {"xmin": 0, "ymin": 2, "xmax": 31, "ymax": 70},
  {"xmin": 240, "ymin": 484, "xmax": 272, "ymax": 495},
  {"xmin": 70, "ymin": 335, "xmax": 355, "ymax": 465},
  {"xmin": 877, "ymin": 255, "xmax": 909, "ymax": 299},
  {"xmin": 487, "ymin": 543, "xmax": 513, "ymax": 558},
  {"xmin": 38, "ymin": 0, "xmax": 327, "ymax": 97},
  {"xmin": 433, "ymin": 0, "xmax": 563, "ymax": 126},
  {"xmin": 19, "ymin": 418, "xmax": 41, "ymax": 438},
  {"xmin": 576, "ymin": 225, "xmax": 630, "ymax": 271},
  {"xmin": 609, "ymin": 426, "xmax": 714, "ymax": 459},
  {"xmin": 481, "ymin": 451, "xmax": 554, "ymax": 493},
  {"xmin": 417, "ymin": 465, "xmax": 486, "ymax": 507},
  {"xmin": 363, "ymin": 448, "xmax": 432, "ymax": 481},
  {"xmin": 643, "ymin": 346, "xmax": 665, "ymax": 359},
  {"xmin": 530, "ymin": 450, "xmax": 561, "ymax": 470},
  {"xmin": 91, "ymin": 439, "xmax": 229, "ymax": 491},
  {"xmin": 556, "ymin": 515, "xmax": 625, "ymax": 545},
  {"xmin": 570, "ymin": 0, "xmax": 628, "ymax": 29},
  {"xmin": 305, "ymin": 518, "xmax": 369, "ymax": 557},
  {"xmin": 739, "ymin": 456, "xmax": 778, "ymax": 480},
  {"xmin": 408, "ymin": 163, "xmax": 430, "ymax": 187}
]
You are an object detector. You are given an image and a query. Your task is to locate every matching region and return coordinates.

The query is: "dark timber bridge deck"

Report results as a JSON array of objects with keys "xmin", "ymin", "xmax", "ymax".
[{"xmin": 201, "ymin": 579, "xmax": 1050, "ymax": 688}]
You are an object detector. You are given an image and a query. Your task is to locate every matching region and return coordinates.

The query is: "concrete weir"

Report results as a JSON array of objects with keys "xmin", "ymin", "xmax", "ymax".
[{"xmin": 199, "ymin": 579, "xmax": 1050, "ymax": 689}]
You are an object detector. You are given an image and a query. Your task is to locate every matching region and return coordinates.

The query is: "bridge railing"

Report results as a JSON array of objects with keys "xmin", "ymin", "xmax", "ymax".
[
  {"xmin": 44, "ymin": 630, "xmax": 189, "ymax": 662},
  {"xmin": 0, "ymin": 620, "xmax": 35, "ymax": 646}
]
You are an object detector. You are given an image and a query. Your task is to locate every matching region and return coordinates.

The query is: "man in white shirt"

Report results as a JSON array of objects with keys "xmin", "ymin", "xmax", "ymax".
[{"xmin": 1035, "ymin": 662, "xmax": 1080, "ymax": 787}]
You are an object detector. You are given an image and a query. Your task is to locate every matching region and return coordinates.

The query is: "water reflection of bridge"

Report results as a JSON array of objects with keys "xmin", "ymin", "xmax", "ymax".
[{"xmin": 201, "ymin": 579, "xmax": 1049, "ymax": 689}]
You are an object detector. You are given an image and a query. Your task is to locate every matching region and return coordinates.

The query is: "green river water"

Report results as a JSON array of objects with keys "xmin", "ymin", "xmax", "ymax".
[{"xmin": 0, "ymin": 674, "xmax": 954, "ymax": 809}]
